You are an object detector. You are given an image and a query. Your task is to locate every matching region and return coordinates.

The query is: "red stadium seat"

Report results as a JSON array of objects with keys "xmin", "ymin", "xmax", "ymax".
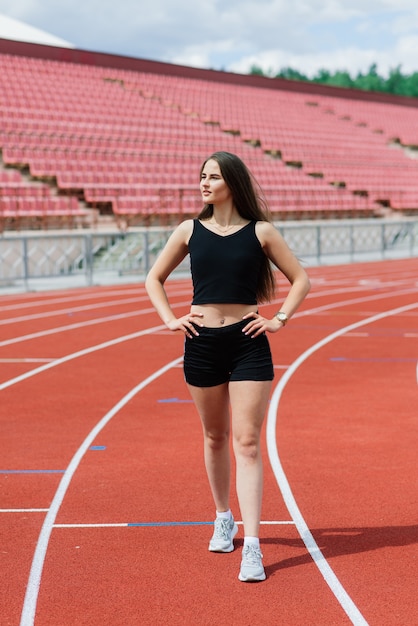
[{"xmin": 1, "ymin": 49, "xmax": 418, "ymax": 230}]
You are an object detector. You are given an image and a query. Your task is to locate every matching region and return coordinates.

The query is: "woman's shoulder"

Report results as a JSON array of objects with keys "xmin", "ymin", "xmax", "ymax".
[
  {"xmin": 255, "ymin": 220, "xmax": 286, "ymax": 252},
  {"xmin": 176, "ymin": 218, "xmax": 195, "ymax": 231},
  {"xmin": 172, "ymin": 218, "xmax": 195, "ymax": 242},
  {"xmin": 255, "ymin": 220, "xmax": 277, "ymax": 238}
]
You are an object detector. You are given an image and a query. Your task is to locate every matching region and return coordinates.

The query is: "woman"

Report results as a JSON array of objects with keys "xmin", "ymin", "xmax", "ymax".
[{"xmin": 145, "ymin": 151, "xmax": 310, "ymax": 582}]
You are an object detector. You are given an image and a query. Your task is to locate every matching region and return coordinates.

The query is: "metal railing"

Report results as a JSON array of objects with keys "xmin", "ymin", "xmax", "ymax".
[{"xmin": 0, "ymin": 218, "xmax": 417, "ymax": 291}]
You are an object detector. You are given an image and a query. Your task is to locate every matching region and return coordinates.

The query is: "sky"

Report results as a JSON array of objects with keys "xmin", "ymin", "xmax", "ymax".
[{"xmin": 0, "ymin": 1, "xmax": 418, "ymax": 78}]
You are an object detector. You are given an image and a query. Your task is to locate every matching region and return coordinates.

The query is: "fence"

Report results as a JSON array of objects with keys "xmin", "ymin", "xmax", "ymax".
[{"xmin": 0, "ymin": 218, "xmax": 417, "ymax": 291}]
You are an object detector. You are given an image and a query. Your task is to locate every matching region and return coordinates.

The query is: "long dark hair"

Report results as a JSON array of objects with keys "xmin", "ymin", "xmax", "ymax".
[{"xmin": 198, "ymin": 151, "xmax": 276, "ymax": 303}]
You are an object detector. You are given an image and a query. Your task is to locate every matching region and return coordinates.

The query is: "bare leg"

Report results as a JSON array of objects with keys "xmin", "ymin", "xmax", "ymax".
[
  {"xmin": 187, "ymin": 382, "xmax": 231, "ymax": 512},
  {"xmin": 229, "ymin": 380, "xmax": 272, "ymax": 537}
]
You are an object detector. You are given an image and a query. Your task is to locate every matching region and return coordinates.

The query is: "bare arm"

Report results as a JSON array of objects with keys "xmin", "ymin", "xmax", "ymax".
[
  {"xmin": 243, "ymin": 221, "xmax": 311, "ymax": 336},
  {"xmin": 145, "ymin": 220, "xmax": 203, "ymax": 337}
]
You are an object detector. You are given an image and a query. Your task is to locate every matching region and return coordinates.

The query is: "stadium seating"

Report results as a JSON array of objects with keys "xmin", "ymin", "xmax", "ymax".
[
  {"xmin": 0, "ymin": 165, "xmax": 93, "ymax": 230},
  {"xmin": 0, "ymin": 48, "xmax": 418, "ymax": 230}
]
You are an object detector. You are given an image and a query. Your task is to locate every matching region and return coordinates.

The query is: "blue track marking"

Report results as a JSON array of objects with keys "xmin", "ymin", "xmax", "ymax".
[
  {"xmin": 157, "ymin": 397, "xmax": 193, "ymax": 403},
  {"xmin": 128, "ymin": 521, "xmax": 213, "ymax": 527},
  {"xmin": 266, "ymin": 301, "xmax": 418, "ymax": 626},
  {"xmin": 53, "ymin": 520, "xmax": 295, "ymax": 528},
  {"xmin": 20, "ymin": 356, "xmax": 184, "ymax": 626},
  {"xmin": 89, "ymin": 446, "xmax": 107, "ymax": 450}
]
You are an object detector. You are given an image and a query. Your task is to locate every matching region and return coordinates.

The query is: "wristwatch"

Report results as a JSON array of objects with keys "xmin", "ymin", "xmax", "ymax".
[{"xmin": 275, "ymin": 311, "xmax": 288, "ymax": 326}]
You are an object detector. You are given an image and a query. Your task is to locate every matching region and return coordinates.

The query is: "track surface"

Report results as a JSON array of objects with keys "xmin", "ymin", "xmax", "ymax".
[{"xmin": 1, "ymin": 258, "xmax": 417, "ymax": 626}]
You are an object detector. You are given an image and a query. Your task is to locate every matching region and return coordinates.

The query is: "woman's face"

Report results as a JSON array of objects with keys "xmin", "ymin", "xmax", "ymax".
[{"xmin": 200, "ymin": 159, "xmax": 232, "ymax": 206}]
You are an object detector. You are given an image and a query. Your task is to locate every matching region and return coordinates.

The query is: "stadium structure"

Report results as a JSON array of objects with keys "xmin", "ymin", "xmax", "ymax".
[{"xmin": 1, "ymin": 16, "xmax": 418, "ymax": 234}]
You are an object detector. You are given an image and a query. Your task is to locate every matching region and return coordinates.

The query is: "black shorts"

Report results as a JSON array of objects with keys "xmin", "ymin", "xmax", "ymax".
[{"xmin": 184, "ymin": 319, "xmax": 274, "ymax": 387}]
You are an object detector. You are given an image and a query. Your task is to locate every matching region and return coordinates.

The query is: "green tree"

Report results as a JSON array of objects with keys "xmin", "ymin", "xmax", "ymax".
[
  {"xmin": 312, "ymin": 68, "xmax": 332, "ymax": 84},
  {"xmin": 249, "ymin": 62, "xmax": 418, "ymax": 98},
  {"xmin": 386, "ymin": 65, "xmax": 404, "ymax": 95},
  {"xmin": 355, "ymin": 63, "xmax": 386, "ymax": 92},
  {"xmin": 250, "ymin": 64, "xmax": 266, "ymax": 76},
  {"xmin": 325, "ymin": 70, "xmax": 354, "ymax": 88},
  {"xmin": 275, "ymin": 67, "xmax": 309, "ymax": 81},
  {"xmin": 399, "ymin": 71, "xmax": 418, "ymax": 97}
]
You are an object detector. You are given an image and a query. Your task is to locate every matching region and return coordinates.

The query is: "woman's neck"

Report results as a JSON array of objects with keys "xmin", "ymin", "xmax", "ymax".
[{"xmin": 211, "ymin": 206, "xmax": 241, "ymax": 227}]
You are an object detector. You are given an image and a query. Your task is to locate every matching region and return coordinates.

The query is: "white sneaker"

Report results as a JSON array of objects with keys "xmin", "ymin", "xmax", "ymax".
[
  {"xmin": 238, "ymin": 544, "xmax": 266, "ymax": 582},
  {"xmin": 208, "ymin": 516, "xmax": 238, "ymax": 552}
]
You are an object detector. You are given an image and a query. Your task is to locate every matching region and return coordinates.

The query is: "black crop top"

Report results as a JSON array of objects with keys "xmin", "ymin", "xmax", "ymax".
[{"xmin": 188, "ymin": 219, "xmax": 265, "ymax": 305}]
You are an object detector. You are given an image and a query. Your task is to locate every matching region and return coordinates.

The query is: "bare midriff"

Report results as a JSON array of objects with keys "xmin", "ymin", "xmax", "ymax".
[{"xmin": 190, "ymin": 303, "xmax": 257, "ymax": 327}]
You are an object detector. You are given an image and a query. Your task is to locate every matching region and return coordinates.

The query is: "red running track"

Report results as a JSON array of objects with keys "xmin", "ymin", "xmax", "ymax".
[{"xmin": 0, "ymin": 258, "xmax": 417, "ymax": 625}]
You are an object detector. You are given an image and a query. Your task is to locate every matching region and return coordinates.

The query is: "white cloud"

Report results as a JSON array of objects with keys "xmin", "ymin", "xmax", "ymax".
[
  {"xmin": 227, "ymin": 39, "xmax": 418, "ymax": 78},
  {"xmin": 394, "ymin": 35, "xmax": 418, "ymax": 71},
  {"xmin": 0, "ymin": 0, "xmax": 417, "ymax": 76},
  {"xmin": 170, "ymin": 39, "xmax": 238, "ymax": 70}
]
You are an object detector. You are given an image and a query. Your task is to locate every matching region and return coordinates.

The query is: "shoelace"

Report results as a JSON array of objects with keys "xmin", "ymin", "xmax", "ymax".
[
  {"xmin": 213, "ymin": 518, "xmax": 232, "ymax": 540},
  {"xmin": 242, "ymin": 544, "xmax": 263, "ymax": 564}
]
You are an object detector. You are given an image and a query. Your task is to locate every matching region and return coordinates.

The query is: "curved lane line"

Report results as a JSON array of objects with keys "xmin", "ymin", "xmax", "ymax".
[
  {"xmin": 0, "ymin": 325, "xmax": 166, "ymax": 391},
  {"xmin": 294, "ymin": 287, "xmax": 418, "ymax": 319},
  {"xmin": 267, "ymin": 301, "xmax": 418, "ymax": 626},
  {"xmin": 20, "ymin": 355, "xmax": 183, "ymax": 626},
  {"xmin": 2, "ymin": 285, "xmax": 416, "ymax": 351},
  {"xmin": 0, "ymin": 310, "xmax": 154, "ymax": 348},
  {"xmin": 0, "ymin": 288, "xmax": 143, "ymax": 312},
  {"xmin": 0, "ymin": 296, "xmax": 145, "ymax": 326},
  {"xmin": 4, "ymin": 284, "xmax": 415, "ymax": 622},
  {"xmin": 0, "ymin": 288, "xmax": 192, "ymax": 325}
]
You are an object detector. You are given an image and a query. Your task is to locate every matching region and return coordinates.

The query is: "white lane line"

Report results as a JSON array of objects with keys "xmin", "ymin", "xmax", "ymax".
[
  {"xmin": 0, "ymin": 286, "xmax": 191, "ymax": 315},
  {"xmin": 7, "ymin": 286, "xmax": 416, "ymax": 622},
  {"xmin": 294, "ymin": 287, "xmax": 418, "ymax": 320},
  {"xmin": 2, "ymin": 285, "xmax": 417, "ymax": 351},
  {"xmin": 0, "ymin": 324, "xmax": 166, "ymax": 391},
  {"xmin": 0, "ymin": 296, "xmax": 144, "ymax": 326},
  {"xmin": 0, "ymin": 282, "xmax": 191, "ymax": 309},
  {"xmin": 4, "ymin": 286, "xmax": 415, "ymax": 389},
  {"xmin": 19, "ymin": 355, "xmax": 183, "ymax": 626},
  {"xmin": 0, "ymin": 358, "xmax": 55, "ymax": 363},
  {"xmin": 0, "ymin": 296, "xmax": 193, "ymax": 348},
  {"xmin": 267, "ymin": 301, "xmax": 418, "ymax": 626},
  {"xmin": 0, "ymin": 310, "xmax": 149, "ymax": 348},
  {"xmin": 0, "ymin": 288, "xmax": 144, "ymax": 312},
  {"xmin": 0, "ymin": 509, "xmax": 49, "ymax": 513},
  {"xmin": 0, "ymin": 288, "xmax": 193, "ymax": 326}
]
